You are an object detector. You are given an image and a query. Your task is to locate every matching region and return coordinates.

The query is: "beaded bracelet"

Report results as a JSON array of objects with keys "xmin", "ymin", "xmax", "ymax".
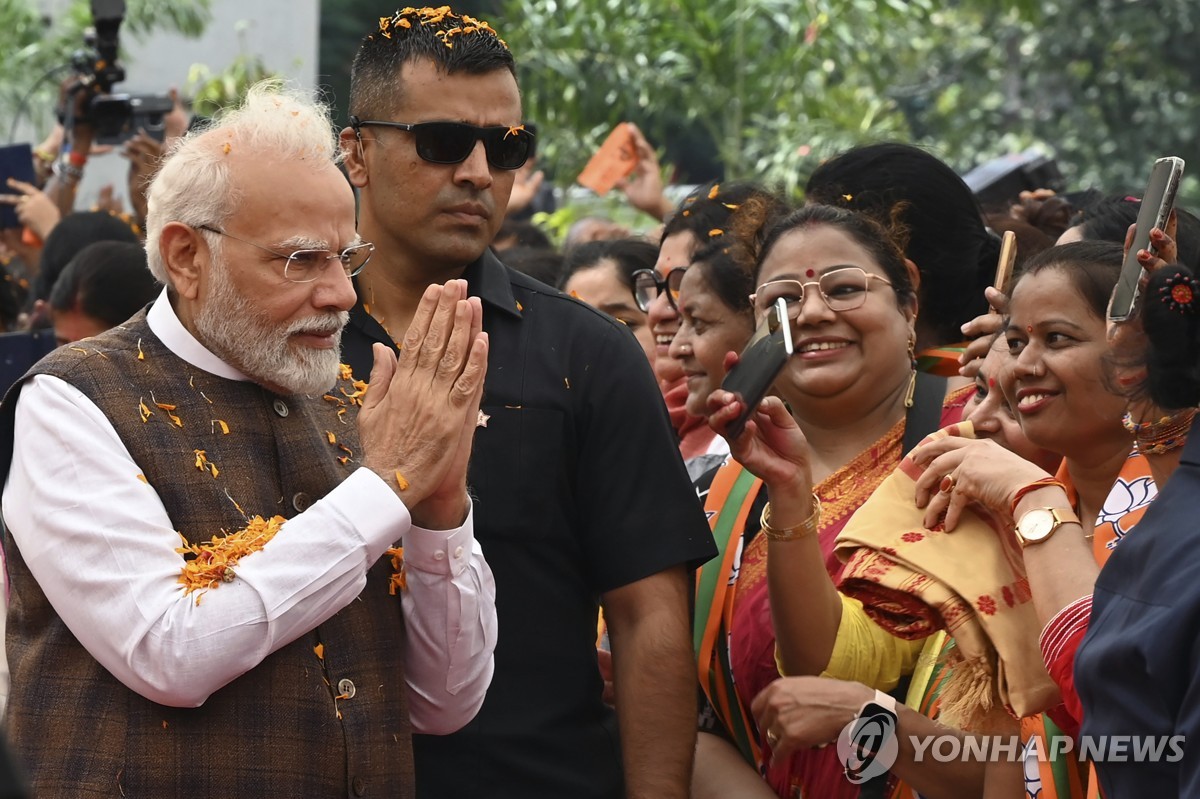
[
  {"xmin": 1008, "ymin": 477, "xmax": 1068, "ymax": 519},
  {"xmin": 52, "ymin": 159, "xmax": 84, "ymax": 185}
]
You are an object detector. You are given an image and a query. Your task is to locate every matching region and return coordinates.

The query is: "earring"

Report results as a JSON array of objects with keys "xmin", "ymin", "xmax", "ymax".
[{"xmin": 904, "ymin": 331, "xmax": 917, "ymax": 409}]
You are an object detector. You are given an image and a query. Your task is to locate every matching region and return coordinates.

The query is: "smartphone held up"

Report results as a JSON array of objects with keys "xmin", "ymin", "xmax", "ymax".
[
  {"xmin": 1108, "ymin": 156, "xmax": 1185, "ymax": 322},
  {"xmin": 991, "ymin": 230, "xmax": 1017, "ymax": 311},
  {"xmin": 720, "ymin": 297, "xmax": 794, "ymax": 440}
]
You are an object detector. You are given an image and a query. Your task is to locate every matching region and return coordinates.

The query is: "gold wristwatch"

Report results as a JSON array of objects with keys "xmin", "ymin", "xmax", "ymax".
[{"xmin": 1014, "ymin": 507, "xmax": 1081, "ymax": 548}]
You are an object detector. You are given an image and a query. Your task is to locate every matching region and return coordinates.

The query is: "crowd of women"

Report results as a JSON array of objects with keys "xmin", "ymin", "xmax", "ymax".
[{"xmin": 555, "ymin": 141, "xmax": 1200, "ymax": 798}]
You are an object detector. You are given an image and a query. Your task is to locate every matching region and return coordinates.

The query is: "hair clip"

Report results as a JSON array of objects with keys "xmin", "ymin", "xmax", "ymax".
[{"xmin": 1159, "ymin": 272, "xmax": 1200, "ymax": 314}]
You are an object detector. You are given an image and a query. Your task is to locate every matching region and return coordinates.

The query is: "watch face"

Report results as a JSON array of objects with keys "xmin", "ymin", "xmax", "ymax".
[{"xmin": 1019, "ymin": 509, "xmax": 1056, "ymax": 542}]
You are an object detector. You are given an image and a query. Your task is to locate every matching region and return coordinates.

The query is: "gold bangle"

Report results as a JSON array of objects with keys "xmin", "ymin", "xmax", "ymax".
[{"xmin": 760, "ymin": 494, "xmax": 821, "ymax": 542}]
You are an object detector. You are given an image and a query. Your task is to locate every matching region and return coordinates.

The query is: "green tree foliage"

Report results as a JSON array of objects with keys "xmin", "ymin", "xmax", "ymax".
[
  {"xmin": 494, "ymin": 0, "xmax": 1200, "ymax": 205},
  {"xmin": 496, "ymin": 0, "xmax": 927, "ymax": 196},
  {"xmin": 897, "ymin": 0, "xmax": 1200, "ymax": 205},
  {"xmin": 1, "ymin": 0, "xmax": 210, "ymax": 138}
]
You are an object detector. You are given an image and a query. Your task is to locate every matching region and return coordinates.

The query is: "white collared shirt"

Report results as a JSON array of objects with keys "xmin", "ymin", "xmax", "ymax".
[{"xmin": 1, "ymin": 290, "xmax": 496, "ymax": 733}]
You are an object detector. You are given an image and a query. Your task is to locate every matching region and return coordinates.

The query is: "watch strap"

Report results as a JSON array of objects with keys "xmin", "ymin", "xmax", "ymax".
[
  {"xmin": 855, "ymin": 690, "xmax": 899, "ymax": 799},
  {"xmin": 1017, "ymin": 506, "xmax": 1081, "ymax": 547}
]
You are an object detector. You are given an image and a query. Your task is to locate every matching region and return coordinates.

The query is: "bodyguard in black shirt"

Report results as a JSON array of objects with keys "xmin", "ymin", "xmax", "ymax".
[{"xmin": 339, "ymin": 8, "xmax": 717, "ymax": 798}]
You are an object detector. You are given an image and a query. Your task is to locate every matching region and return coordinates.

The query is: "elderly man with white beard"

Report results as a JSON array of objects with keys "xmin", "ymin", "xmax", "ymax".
[{"xmin": 0, "ymin": 82, "xmax": 497, "ymax": 798}]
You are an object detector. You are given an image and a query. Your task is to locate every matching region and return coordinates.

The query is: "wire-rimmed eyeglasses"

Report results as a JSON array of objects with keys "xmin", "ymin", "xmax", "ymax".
[
  {"xmin": 752, "ymin": 267, "xmax": 893, "ymax": 317},
  {"xmin": 197, "ymin": 225, "xmax": 374, "ymax": 284}
]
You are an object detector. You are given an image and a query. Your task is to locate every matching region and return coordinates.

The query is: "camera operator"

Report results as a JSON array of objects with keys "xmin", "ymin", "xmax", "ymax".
[{"xmin": 44, "ymin": 0, "xmax": 181, "ymax": 229}]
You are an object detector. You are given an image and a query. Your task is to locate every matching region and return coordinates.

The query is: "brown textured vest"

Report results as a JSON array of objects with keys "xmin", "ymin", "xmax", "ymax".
[{"xmin": 0, "ymin": 309, "xmax": 413, "ymax": 798}]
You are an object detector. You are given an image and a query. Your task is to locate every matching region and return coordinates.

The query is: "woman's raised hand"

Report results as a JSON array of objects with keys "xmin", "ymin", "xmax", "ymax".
[
  {"xmin": 707, "ymin": 386, "xmax": 813, "ymax": 492},
  {"xmin": 911, "ymin": 435, "xmax": 1055, "ymax": 532}
]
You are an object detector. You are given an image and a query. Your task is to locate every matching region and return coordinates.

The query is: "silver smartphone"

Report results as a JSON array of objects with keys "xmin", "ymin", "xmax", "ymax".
[
  {"xmin": 1108, "ymin": 156, "xmax": 1185, "ymax": 322},
  {"xmin": 721, "ymin": 297, "xmax": 794, "ymax": 440}
]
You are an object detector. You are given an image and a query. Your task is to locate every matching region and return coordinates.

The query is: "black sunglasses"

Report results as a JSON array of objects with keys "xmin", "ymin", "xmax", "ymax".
[{"xmin": 350, "ymin": 116, "xmax": 534, "ymax": 170}]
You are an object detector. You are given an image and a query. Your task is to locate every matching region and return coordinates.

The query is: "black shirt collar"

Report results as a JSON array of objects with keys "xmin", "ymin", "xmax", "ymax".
[
  {"xmin": 348, "ymin": 248, "xmax": 522, "ymax": 341},
  {"xmin": 466, "ymin": 248, "xmax": 523, "ymax": 320}
]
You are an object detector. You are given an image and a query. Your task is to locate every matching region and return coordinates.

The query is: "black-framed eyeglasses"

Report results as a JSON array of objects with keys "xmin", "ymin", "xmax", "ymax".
[
  {"xmin": 349, "ymin": 116, "xmax": 534, "ymax": 171},
  {"xmin": 197, "ymin": 225, "xmax": 374, "ymax": 284},
  {"xmin": 631, "ymin": 267, "xmax": 687, "ymax": 312},
  {"xmin": 752, "ymin": 267, "xmax": 893, "ymax": 317}
]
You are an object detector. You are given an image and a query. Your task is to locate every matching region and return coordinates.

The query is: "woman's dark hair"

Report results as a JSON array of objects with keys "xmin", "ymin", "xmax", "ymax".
[
  {"xmin": 805, "ymin": 142, "xmax": 998, "ymax": 345},
  {"xmin": 503, "ymin": 246, "xmax": 563, "ymax": 287},
  {"xmin": 661, "ymin": 181, "xmax": 783, "ymax": 244},
  {"xmin": 684, "ymin": 243, "xmax": 756, "ymax": 317},
  {"xmin": 982, "ymin": 212, "xmax": 1054, "ymax": 275},
  {"xmin": 755, "ymin": 203, "xmax": 917, "ymax": 310},
  {"xmin": 556, "ymin": 238, "xmax": 657, "ymax": 292},
  {"xmin": 1011, "ymin": 240, "xmax": 1123, "ymax": 319},
  {"xmin": 494, "ymin": 219, "xmax": 553, "ymax": 252},
  {"xmin": 1068, "ymin": 194, "xmax": 1140, "ymax": 245},
  {"xmin": 1070, "ymin": 194, "xmax": 1200, "ymax": 273},
  {"xmin": 31, "ymin": 211, "xmax": 140, "ymax": 306},
  {"xmin": 687, "ymin": 193, "xmax": 791, "ymax": 314},
  {"xmin": 1132, "ymin": 264, "xmax": 1200, "ymax": 408},
  {"xmin": 48, "ymin": 241, "xmax": 158, "ymax": 327}
]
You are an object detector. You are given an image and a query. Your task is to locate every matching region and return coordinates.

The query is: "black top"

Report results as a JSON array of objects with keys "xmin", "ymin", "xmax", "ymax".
[
  {"xmin": 1076, "ymin": 430, "xmax": 1200, "ymax": 798},
  {"xmin": 342, "ymin": 249, "xmax": 717, "ymax": 798}
]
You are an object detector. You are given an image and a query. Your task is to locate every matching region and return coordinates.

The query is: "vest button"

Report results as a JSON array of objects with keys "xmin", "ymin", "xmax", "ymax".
[
  {"xmin": 272, "ymin": 399, "xmax": 289, "ymax": 417},
  {"xmin": 292, "ymin": 492, "xmax": 311, "ymax": 512},
  {"xmin": 338, "ymin": 678, "xmax": 356, "ymax": 698},
  {"xmin": 352, "ymin": 776, "xmax": 366, "ymax": 796}
]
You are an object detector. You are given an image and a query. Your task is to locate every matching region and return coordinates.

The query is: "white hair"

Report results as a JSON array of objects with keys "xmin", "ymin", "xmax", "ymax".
[{"xmin": 144, "ymin": 80, "xmax": 343, "ymax": 284}]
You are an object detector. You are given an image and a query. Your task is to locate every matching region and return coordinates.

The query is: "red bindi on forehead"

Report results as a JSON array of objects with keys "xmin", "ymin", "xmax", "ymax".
[{"xmin": 805, "ymin": 268, "xmax": 815, "ymax": 278}]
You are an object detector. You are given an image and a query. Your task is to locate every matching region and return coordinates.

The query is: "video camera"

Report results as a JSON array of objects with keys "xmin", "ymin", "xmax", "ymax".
[{"xmin": 67, "ymin": 0, "xmax": 173, "ymax": 144}]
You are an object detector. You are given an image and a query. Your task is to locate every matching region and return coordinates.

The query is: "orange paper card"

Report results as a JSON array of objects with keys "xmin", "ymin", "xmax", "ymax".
[{"xmin": 577, "ymin": 122, "xmax": 638, "ymax": 195}]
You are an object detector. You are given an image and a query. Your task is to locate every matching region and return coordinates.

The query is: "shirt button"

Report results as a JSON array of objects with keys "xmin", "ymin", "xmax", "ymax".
[
  {"xmin": 337, "ymin": 678, "xmax": 356, "ymax": 698},
  {"xmin": 272, "ymin": 399, "xmax": 289, "ymax": 417},
  {"xmin": 352, "ymin": 776, "xmax": 366, "ymax": 796},
  {"xmin": 292, "ymin": 492, "xmax": 311, "ymax": 512},
  {"xmin": 433, "ymin": 550, "xmax": 445, "ymax": 562},
  {"xmin": 453, "ymin": 546, "xmax": 464, "ymax": 559}
]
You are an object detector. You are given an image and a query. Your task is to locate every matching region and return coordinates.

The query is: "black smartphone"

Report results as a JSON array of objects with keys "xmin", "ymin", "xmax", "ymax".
[
  {"xmin": 721, "ymin": 297, "xmax": 794, "ymax": 440},
  {"xmin": 1108, "ymin": 156, "xmax": 1185, "ymax": 322},
  {"xmin": 0, "ymin": 144, "xmax": 35, "ymax": 230}
]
